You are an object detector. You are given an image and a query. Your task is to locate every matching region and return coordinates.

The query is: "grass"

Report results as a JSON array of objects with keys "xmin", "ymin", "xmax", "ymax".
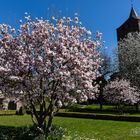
[
  {"xmin": 0, "ymin": 115, "xmax": 140, "ymax": 140},
  {"xmin": 0, "ymin": 115, "xmax": 32, "ymax": 127},
  {"xmin": 83, "ymin": 104, "xmax": 115, "ymax": 110},
  {"xmin": 54, "ymin": 117, "xmax": 140, "ymax": 140},
  {"xmin": 0, "ymin": 110, "xmax": 16, "ymax": 115}
]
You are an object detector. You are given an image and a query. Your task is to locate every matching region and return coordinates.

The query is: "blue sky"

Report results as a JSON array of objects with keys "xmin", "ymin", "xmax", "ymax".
[{"xmin": 0, "ymin": 0, "xmax": 139, "ymax": 55}]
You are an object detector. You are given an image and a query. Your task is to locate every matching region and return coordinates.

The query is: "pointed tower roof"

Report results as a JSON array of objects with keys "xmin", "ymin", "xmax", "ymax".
[
  {"xmin": 129, "ymin": 7, "xmax": 140, "ymax": 19},
  {"xmin": 117, "ymin": 6, "xmax": 140, "ymax": 41}
]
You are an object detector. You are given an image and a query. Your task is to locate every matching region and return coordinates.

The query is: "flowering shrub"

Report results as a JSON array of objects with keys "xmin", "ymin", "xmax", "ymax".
[
  {"xmin": 118, "ymin": 32, "xmax": 140, "ymax": 88},
  {"xmin": 103, "ymin": 79, "xmax": 139, "ymax": 110},
  {"xmin": 0, "ymin": 15, "xmax": 102, "ymax": 134}
]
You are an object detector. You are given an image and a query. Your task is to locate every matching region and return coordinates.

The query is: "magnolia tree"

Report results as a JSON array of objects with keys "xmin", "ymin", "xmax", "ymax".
[
  {"xmin": 0, "ymin": 15, "xmax": 102, "ymax": 134},
  {"xmin": 103, "ymin": 79, "xmax": 139, "ymax": 112},
  {"xmin": 118, "ymin": 32, "xmax": 140, "ymax": 88}
]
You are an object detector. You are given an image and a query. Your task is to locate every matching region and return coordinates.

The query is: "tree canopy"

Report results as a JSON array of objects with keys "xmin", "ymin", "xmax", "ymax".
[{"xmin": 0, "ymin": 15, "xmax": 102, "ymax": 134}]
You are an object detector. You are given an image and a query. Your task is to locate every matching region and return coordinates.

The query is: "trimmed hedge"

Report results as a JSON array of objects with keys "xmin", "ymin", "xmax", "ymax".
[
  {"xmin": 56, "ymin": 112, "xmax": 140, "ymax": 122},
  {"xmin": 67, "ymin": 105, "xmax": 140, "ymax": 114}
]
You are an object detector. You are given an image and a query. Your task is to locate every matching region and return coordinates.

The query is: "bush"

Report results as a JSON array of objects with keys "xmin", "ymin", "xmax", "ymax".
[
  {"xmin": 46, "ymin": 125, "xmax": 68, "ymax": 140},
  {"xmin": 0, "ymin": 125, "xmax": 68, "ymax": 140},
  {"xmin": 0, "ymin": 126, "xmax": 35, "ymax": 140},
  {"xmin": 16, "ymin": 107, "xmax": 24, "ymax": 115},
  {"xmin": 65, "ymin": 104, "xmax": 81, "ymax": 112}
]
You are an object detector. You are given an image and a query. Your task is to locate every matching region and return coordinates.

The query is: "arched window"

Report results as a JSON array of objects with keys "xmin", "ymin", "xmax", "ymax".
[{"xmin": 8, "ymin": 101, "xmax": 17, "ymax": 110}]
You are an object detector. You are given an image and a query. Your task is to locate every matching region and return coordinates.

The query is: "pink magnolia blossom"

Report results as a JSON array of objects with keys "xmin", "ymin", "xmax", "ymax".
[
  {"xmin": 103, "ymin": 79, "xmax": 139, "ymax": 105},
  {"xmin": 0, "ymin": 15, "xmax": 102, "ymax": 133}
]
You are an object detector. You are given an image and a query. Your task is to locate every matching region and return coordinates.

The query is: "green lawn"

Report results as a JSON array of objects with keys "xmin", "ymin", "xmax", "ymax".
[
  {"xmin": 54, "ymin": 117, "xmax": 140, "ymax": 140},
  {"xmin": 0, "ymin": 115, "xmax": 140, "ymax": 140}
]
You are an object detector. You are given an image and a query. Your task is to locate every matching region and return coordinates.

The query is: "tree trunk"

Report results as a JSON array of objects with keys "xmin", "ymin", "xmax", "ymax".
[
  {"xmin": 30, "ymin": 99, "xmax": 48, "ymax": 135},
  {"xmin": 46, "ymin": 111, "xmax": 54, "ymax": 134},
  {"xmin": 46, "ymin": 101, "xmax": 54, "ymax": 135},
  {"xmin": 37, "ymin": 118, "xmax": 46, "ymax": 134},
  {"xmin": 100, "ymin": 102, "xmax": 103, "ymax": 110},
  {"xmin": 117, "ymin": 104, "xmax": 123, "ymax": 115},
  {"xmin": 136, "ymin": 103, "xmax": 140, "ymax": 111},
  {"xmin": 99, "ymin": 89, "xmax": 103, "ymax": 110}
]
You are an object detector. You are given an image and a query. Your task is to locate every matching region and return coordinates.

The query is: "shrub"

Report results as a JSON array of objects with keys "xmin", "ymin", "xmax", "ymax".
[
  {"xmin": 103, "ymin": 79, "xmax": 140, "ymax": 113},
  {"xmin": 0, "ymin": 125, "xmax": 68, "ymax": 140}
]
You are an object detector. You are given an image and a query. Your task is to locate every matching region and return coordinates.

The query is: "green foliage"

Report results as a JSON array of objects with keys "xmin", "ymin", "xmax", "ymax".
[
  {"xmin": 65, "ymin": 104, "xmax": 81, "ymax": 111},
  {"xmin": 0, "ymin": 126, "xmax": 35, "ymax": 140},
  {"xmin": 0, "ymin": 124, "xmax": 91, "ymax": 140},
  {"xmin": 0, "ymin": 125, "xmax": 68, "ymax": 140},
  {"xmin": 46, "ymin": 125, "xmax": 68, "ymax": 140}
]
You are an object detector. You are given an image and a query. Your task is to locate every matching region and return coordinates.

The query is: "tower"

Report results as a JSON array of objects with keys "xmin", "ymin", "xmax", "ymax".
[
  {"xmin": 117, "ymin": 7, "xmax": 140, "ymax": 41},
  {"xmin": 116, "ymin": 6, "xmax": 140, "ymax": 88}
]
